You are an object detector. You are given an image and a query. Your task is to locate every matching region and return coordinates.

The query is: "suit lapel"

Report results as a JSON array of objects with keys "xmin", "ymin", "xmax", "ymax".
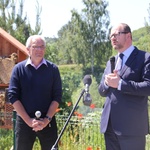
[{"xmin": 120, "ymin": 48, "xmax": 138, "ymax": 76}]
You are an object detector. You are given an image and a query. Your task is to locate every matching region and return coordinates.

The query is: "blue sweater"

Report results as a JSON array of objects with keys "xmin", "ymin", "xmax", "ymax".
[{"xmin": 8, "ymin": 59, "xmax": 62, "ymax": 117}]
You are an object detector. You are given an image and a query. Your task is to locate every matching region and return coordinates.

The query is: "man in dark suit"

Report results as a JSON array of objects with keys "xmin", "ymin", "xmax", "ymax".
[{"xmin": 98, "ymin": 23, "xmax": 150, "ymax": 150}]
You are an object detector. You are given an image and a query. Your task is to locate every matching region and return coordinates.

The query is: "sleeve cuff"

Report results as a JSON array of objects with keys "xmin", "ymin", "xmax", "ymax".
[{"xmin": 118, "ymin": 79, "xmax": 122, "ymax": 90}]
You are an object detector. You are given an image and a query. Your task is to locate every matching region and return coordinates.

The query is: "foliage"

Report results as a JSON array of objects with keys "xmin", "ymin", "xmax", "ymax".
[
  {"xmin": 2, "ymin": 113, "xmax": 150, "ymax": 150},
  {"xmin": 56, "ymin": 64, "xmax": 83, "ymax": 115},
  {"xmin": 56, "ymin": 113, "xmax": 105, "ymax": 150},
  {"xmin": 132, "ymin": 27, "xmax": 150, "ymax": 53},
  {"xmin": 57, "ymin": 64, "xmax": 105, "ymax": 117},
  {"xmin": 45, "ymin": 37, "xmax": 60, "ymax": 63},
  {"xmin": 54, "ymin": 0, "xmax": 112, "ymax": 75},
  {"xmin": 72, "ymin": 0, "xmax": 111, "ymax": 74},
  {"xmin": 0, "ymin": 114, "xmax": 105, "ymax": 150},
  {"xmin": 0, "ymin": 0, "xmax": 42, "ymax": 44},
  {"xmin": 132, "ymin": 3, "xmax": 150, "ymax": 53},
  {"xmin": 71, "ymin": 75, "xmax": 105, "ymax": 116},
  {"xmin": 0, "ymin": 129, "xmax": 13, "ymax": 150}
]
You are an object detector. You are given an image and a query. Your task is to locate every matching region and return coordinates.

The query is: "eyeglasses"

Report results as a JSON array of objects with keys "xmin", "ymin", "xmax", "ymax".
[
  {"xmin": 30, "ymin": 45, "xmax": 45, "ymax": 50},
  {"xmin": 109, "ymin": 32, "xmax": 129, "ymax": 40}
]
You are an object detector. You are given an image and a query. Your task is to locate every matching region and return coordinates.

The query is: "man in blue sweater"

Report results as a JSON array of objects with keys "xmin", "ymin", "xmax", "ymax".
[{"xmin": 8, "ymin": 35, "xmax": 62, "ymax": 150}]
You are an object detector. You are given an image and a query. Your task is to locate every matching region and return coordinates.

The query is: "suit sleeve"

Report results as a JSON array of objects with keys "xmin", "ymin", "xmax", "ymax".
[
  {"xmin": 121, "ymin": 52, "xmax": 150, "ymax": 96},
  {"xmin": 98, "ymin": 61, "xmax": 110, "ymax": 97}
]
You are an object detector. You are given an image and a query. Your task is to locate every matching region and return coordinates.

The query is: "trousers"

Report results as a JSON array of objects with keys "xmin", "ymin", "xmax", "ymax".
[
  {"xmin": 104, "ymin": 118, "xmax": 146, "ymax": 150},
  {"xmin": 15, "ymin": 116, "xmax": 58, "ymax": 150}
]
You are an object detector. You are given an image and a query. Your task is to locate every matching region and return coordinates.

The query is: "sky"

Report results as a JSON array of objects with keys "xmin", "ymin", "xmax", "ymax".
[{"xmin": 24, "ymin": 0, "xmax": 150, "ymax": 37}]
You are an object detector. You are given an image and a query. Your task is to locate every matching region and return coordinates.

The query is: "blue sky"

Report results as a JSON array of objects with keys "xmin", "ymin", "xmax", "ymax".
[{"xmin": 24, "ymin": 0, "xmax": 150, "ymax": 37}]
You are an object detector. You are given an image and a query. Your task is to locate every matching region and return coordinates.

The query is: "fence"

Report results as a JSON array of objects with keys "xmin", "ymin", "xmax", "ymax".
[
  {"xmin": 55, "ymin": 114, "xmax": 105, "ymax": 150},
  {"xmin": 1, "ymin": 111, "xmax": 150, "ymax": 150}
]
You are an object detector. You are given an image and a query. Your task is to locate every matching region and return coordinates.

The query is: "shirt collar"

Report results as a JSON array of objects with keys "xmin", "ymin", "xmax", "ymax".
[
  {"xmin": 122, "ymin": 45, "xmax": 134, "ymax": 58},
  {"xmin": 25, "ymin": 57, "xmax": 48, "ymax": 69}
]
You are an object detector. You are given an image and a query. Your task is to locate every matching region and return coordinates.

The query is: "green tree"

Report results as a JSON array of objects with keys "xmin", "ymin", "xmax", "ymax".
[
  {"xmin": 57, "ymin": 65, "xmax": 83, "ymax": 115},
  {"xmin": 0, "ymin": 0, "xmax": 42, "ymax": 44},
  {"xmin": 73, "ymin": 0, "xmax": 111, "ymax": 74},
  {"xmin": 132, "ymin": 27, "xmax": 150, "ymax": 52},
  {"xmin": 56, "ymin": 0, "xmax": 112, "ymax": 75},
  {"xmin": 45, "ymin": 37, "xmax": 60, "ymax": 63},
  {"xmin": 131, "ymin": 3, "xmax": 150, "ymax": 53}
]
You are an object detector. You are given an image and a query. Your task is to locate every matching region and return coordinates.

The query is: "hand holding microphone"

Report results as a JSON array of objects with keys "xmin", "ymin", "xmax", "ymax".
[
  {"xmin": 110, "ymin": 56, "xmax": 115, "ymax": 73},
  {"xmin": 35, "ymin": 110, "xmax": 41, "ymax": 120},
  {"xmin": 32, "ymin": 111, "xmax": 44, "ymax": 131}
]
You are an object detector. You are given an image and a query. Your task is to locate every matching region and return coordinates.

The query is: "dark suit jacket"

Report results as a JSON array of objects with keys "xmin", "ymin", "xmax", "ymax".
[{"xmin": 99, "ymin": 47, "xmax": 150, "ymax": 136}]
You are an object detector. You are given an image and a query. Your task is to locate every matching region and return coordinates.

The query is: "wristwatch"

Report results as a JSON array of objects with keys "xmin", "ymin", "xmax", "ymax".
[{"xmin": 45, "ymin": 115, "xmax": 52, "ymax": 122}]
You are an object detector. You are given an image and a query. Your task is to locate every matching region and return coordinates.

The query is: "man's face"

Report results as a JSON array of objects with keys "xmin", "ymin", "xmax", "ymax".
[
  {"xmin": 109, "ymin": 26, "xmax": 128, "ymax": 51},
  {"xmin": 28, "ymin": 37, "xmax": 46, "ymax": 61}
]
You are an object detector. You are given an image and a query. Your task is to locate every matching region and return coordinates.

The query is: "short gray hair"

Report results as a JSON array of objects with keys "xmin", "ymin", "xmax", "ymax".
[{"xmin": 25, "ymin": 35, "xmax": 46, "ymax": 48}]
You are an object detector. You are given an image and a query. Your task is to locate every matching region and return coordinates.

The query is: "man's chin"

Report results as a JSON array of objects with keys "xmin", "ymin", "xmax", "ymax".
[{"xmin": 113, "ymin": 45, "xmax": 118, "ymax": 50}]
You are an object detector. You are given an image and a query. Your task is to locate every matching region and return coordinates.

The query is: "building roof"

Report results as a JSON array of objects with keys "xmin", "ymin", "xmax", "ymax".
[{"xmin": 0, "ymin": 27, "xmax": 28, "ymax": 56}]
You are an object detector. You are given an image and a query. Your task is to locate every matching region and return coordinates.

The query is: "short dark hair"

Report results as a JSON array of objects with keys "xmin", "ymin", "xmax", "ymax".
[{"xmin": 121, "ymin": 23, "xmax": 131, "ymax": 33}]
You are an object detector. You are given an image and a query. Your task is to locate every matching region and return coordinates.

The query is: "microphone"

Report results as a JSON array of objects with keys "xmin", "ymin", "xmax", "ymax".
[
  {"xmin": 110, "ymin": 56, "xmax": 115, "ymax": 73},
  {"xmin": 83, "ymin": 75, "xmax": 92, "ymax": 106},
  {"xmin": 83, "ymin": 93, "xmax": 92, "ymax": 106},
  {"xmin": 35, "ymin": 111, "xmax": 41, "ymax": 120},
  {"xmin": 83, "ymin": 75, "xmax": 92, "ymax": 92}
]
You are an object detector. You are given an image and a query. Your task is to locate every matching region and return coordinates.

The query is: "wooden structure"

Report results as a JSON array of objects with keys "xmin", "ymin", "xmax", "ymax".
[{"xmin": 0, "ymin": 27, "xmax": 28, "ymax": 129}]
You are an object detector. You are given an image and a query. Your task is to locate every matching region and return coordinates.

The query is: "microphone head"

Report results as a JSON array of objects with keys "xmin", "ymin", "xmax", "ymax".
[
  {"xmin": 110, "ymin": 56, "xmax": 115, "ymax": 63},
  {"xmin": 35, "ymin": 111, "xmax": 41, "ymax": 119},
  {"xmin": 83, "ymin": 75, "xmax": 92, "ymax": 85}
]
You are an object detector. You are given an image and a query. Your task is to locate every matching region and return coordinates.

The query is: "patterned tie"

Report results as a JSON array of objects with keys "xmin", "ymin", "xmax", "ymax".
[{"xmin": 115, "ymin": 53, "xmax": 124, "ymax": 71}]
